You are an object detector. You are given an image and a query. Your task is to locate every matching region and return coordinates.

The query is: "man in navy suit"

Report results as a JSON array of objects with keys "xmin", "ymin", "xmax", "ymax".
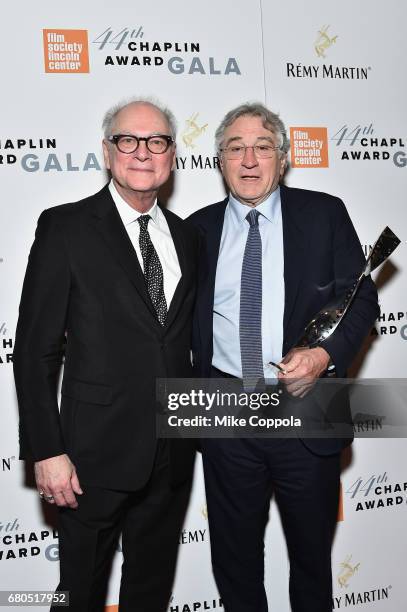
[{"xmin": 188, "ymin": 103, "xmax": 379, "ymax": 612}]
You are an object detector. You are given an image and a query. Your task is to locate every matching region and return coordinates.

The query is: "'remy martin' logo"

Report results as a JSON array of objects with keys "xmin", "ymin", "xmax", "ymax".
[
  {"xmin": 1, "ymin": 456, "xmax": 16, "ymax": 472},
  {"xmin": 333, "ymin": 555, "xmax": 391, "ymax": 608},
  {"xmin": 314, "ymin": 25, "xmax": 338, "ymax": 58},
  {"xmin": 179, "ymin": 528, "xmax": 206, "ymax": 545},
  {"xmin": 181, "ymin": 113, "xmax": 208, "ymax": 149},
  {"xmin": 176, "ymin": 115, "xmax": 219, "ymax": 171},
  {"xmin": 338, "ymin": 555, "xmax": 360, "ymax": 588},
  {"xmin": 286, "ymin": 25, "xmax": 370, "ymax": 80}
]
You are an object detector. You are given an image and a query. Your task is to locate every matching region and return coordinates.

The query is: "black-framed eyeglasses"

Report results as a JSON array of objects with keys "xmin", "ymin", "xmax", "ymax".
[
  {"xmin": 108, "ymin": 134, "xmax": 174, "ymax": 154},
  {"xmin": 220, "ymin": 143, "xmax": 282, "ymax": 160}
]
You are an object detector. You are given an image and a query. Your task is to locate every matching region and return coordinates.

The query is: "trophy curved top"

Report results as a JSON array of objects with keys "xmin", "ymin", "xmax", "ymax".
[
  {"xmin": 296, "ymin": 226, "xmax": 401, "ymax": 348},
  {"xmin": 365, "ymin": 227, "xmax": 400, "ymax": 275}
]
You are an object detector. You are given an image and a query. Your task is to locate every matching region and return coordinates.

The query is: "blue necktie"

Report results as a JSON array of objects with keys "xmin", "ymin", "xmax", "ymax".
[{"xmin": 240, "ymin": 209, "xmax": 264, "ymax": 387}]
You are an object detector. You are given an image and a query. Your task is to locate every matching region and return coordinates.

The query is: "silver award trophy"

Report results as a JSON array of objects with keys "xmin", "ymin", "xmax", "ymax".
[{"xmin": 296, "ymin": 227, "xmax": 401, "ymax": 348}]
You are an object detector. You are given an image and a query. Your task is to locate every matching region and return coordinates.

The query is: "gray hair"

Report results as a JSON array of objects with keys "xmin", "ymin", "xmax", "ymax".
[
  {"xmin": 215, "ymin": 102, "xmax": 290, "ymax": 155},
  {"xmin": 102, "ymin": 96, "xmax": 177, "ymax": 139}
]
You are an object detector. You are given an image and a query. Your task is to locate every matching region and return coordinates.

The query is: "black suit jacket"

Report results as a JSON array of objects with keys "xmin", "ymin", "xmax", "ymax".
[
  {"xmin": 14, "ymin": 185, "xmax": 198, "ymax": 490},
  {"xmin": 188, "ymin": 185, "xmax": 380, "ymax": 454}
]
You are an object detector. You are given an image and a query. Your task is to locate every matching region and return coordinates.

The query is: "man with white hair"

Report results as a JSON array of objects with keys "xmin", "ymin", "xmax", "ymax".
[
  {"xmin": 14, "ymin": 98, "xmax": 198, "ymax": 611},
  {"xmin": 188, "ymin": 102, "xmax": 379, "ymax": 612}
]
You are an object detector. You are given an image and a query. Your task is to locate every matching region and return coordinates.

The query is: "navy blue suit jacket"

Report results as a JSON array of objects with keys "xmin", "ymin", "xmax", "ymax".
[{"xmin": 188, "ymin": 185, "xmax": 379, "ymax": 454}]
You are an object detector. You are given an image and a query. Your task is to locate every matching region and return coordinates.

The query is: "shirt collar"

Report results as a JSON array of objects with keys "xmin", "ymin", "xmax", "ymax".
[
  {"xmin": 228, "ymin": 186, "xmax": 281, "ymax": 225},
  {"xmin": 109, "ymin": 180, "xmax": 159, "ymax": 227}
]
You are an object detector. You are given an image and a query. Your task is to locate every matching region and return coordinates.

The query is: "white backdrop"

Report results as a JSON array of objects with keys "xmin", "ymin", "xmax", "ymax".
[{"xmin": 1, "ymin": 1, "xmax": 406, "ymax": 610}]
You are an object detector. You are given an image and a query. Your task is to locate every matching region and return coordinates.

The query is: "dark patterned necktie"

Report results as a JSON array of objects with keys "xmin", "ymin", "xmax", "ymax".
[
  {"xmin": 137, "ymin": 215, "xmax": 167, "ymax": 325},
  {"xmin": 240, "ymin": 209, "xmax": 264, "ymax": 387}
]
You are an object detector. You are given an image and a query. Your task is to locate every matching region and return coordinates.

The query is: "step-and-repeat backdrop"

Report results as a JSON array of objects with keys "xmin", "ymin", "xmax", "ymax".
[{"xmin": 1, "ymin": 1, "xmax": 405, "ymax": 610}]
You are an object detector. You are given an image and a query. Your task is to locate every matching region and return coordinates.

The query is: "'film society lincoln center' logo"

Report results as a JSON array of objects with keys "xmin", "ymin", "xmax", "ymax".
[
  {"xmin": 290, "ymin": 127, "xmax": 329, "ymax": 168},
  {"xmin": 43, "ymin": 29, "xmax": 89, "ymax": 73}
]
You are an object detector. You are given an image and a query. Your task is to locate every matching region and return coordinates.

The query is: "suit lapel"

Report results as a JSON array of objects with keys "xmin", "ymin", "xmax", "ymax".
[
  {"xmin": 195, "ymin": 199, "xmax": 228, "ymax": 355},
  {"xmin": 199, "ymin": 198, "xmax": 228, "ymax": 307},
  {"xmin": 88, "ymin": 185, "xmax": 159, "ymax": 322},
  {"xmin": 280, "ymin": 185, "xmax": 310, "ymax": 342},
  {"xmin": 162, "ymin": 208, "xmax": 188, "ymax": 331}
]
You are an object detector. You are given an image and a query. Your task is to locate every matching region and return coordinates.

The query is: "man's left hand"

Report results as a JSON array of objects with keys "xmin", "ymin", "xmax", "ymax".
[{"xmin": 277, "ymin": 347, "xmax": 331, "ymax": 397}]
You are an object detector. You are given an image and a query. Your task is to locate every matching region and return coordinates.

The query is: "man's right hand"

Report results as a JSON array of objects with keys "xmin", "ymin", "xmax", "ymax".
[{"xmin": 34, "ymin": 454, "xmax": 83, "ymax": 509}]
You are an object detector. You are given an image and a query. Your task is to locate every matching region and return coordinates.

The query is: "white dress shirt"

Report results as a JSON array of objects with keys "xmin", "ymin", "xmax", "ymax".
[{"xmin": 109, "ymin": 181, "xmax": 181, "ymax": 307}]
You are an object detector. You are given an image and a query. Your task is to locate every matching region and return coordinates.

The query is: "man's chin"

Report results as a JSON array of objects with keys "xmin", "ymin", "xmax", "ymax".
[
  {"xmin": 234, "ymin": 193, "xmax": 268, "ymax": 207},
  {"xmin": 122, "ymin": 182, "xmax": 157, "ymax": 195}
]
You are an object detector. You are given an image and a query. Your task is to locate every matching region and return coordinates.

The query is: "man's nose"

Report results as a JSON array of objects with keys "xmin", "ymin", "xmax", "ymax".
[
  {"xmin": 241, "ymin": 146, "xmax": 259, "ymax": 167},
  {"xmin": 134, "ymin": 140, "xmax": 151, "ymax": 161}
]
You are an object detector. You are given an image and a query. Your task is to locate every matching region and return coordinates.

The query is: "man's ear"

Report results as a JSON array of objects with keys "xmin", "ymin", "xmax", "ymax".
[
  {"xmin": 171, "ymin": 145, "xmax": 176, "ymax": 171},
  {"xmin": 102, "ymin": 140, "xmax": 111, "ymax": 171},
  {"xmin": 279, "ymin": 153, "xmax": 287, "ymax": 177}
]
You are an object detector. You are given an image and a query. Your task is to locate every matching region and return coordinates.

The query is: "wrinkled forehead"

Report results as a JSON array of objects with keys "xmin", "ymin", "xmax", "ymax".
[{"xmin": 223, "ymin": 115, "xmax": 278, "ymax": 144}]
